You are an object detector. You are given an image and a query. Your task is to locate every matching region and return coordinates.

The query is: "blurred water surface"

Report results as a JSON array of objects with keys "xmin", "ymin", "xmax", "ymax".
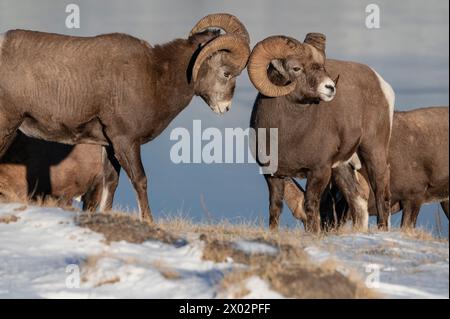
[{"xmin": 0, "ymin": 0, "xmax": 448, "ymax": 235}]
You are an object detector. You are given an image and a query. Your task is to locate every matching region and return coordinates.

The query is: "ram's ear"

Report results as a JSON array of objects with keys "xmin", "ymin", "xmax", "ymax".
[
  {"xmin": 304, "ymin": 33, "xmax": 326, "ymax": 58},
  {"xmin": 270, "ymin": 59, "xmax": 289, "ymax": 79}
]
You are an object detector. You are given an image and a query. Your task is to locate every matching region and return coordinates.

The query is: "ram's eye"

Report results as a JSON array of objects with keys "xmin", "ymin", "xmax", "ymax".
[
  {"xmin": 224, "ymin": 71, "xmax": 231, "ymax": 78},
  {"xmin": 292, "ymin": 67, "xmax": 302, "ymax": 72}
]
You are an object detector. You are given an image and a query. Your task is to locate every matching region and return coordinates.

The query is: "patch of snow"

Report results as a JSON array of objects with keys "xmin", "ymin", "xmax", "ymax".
[
  {"xmin": 304, "ymin": 231, "xmax": 449, "ymax": 299},
  {"xmin": 304, "ymin": 246, "xmax": 330, "ymax": 263},
  {"xmin": 233, "ymin": 240, "xmax": 278, "ymax": 255},
  {"xmin": 376, "ymin": 282, "xmax": 446, "ymax": 299},
  {"xmin": 219, "ymin": 275, "xmax": 283, "ymax": 299},
  {"xmin": 242, "ymin": 276, "xmax": 284, "ymax": 299},
  {"xmin": 2, "ymin": 203, "xmax": 447, "ymax": 299},
  {"xmin": 0, "ymin": 204, "xmax": 280, "ymax": 298}
]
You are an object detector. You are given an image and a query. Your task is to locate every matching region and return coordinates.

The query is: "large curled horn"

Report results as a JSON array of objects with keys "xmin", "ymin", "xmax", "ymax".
[
  {"xmin": 189, "ymin": 13, "xmax": 250, "ymax": 44},
  {"xmin": 192, "ymin": 35, "xmax": 250, "ymax": 82},
  {"xmin": 190, "ymin": 14, "xmax": 250, "ymax": 83},
  {"xmin": 304, "ymin": 32, "xmax": 326, "ymax": 57},
  {"xmin": 247, "ymin": 36, "xmax": 304, "ymax": 97}
]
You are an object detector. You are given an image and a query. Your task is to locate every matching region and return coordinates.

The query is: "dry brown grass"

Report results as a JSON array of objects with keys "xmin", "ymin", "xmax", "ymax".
[
  {"xmin": 401, "ymin": 227, "xmax": 442, "ymax": 242},
  {"xmin": 157, "ymin": 215, "xmax": 319, "ymax": 248},
  {"xmin": 80, "ymin": 254, "xmax": 102, "ymax": 283},
  {"xmin": 0, "ymin": 214, "xmax": 19, "ymax": 224},
  {"xmin": 1, "ymin": 195, "xmax": 77, "ymax": 211},
  {"xmin": 33, "ymin": 196, "xmax": 77, "ymax": 211},
  {"xmin": 73, "ymin": 212, "xmax": 375, "ymax": 298},
  {"xmin": 80, "ymin": 254, "xmax": 122, "ymax": 287},
  {"xmin": 1, "ymin": 198, "xmax": 442, "ymax": 298},
  {"xmin": 80, "ymin": 252, "xmax": 181, "ymax": 289},
  {"xmin": 200, "ymin": 233, "xmax": 376, "ymax": 299},
  {"xmin": 75, "ymin": 212, "xmax": 182, "ymax": 245},
  {"xmin": 201, "ymin": 236, "xmax": 276, "ymax": 265},
  {"xmin": 93, "ymin": 276, "xmax": 121, "ymax": 287},
  {"xmin": 324, "ymin": 221, "xmax": 447, "ymax": 243},
  {"xmin": 13, "ymin": 205, "xmax": 28, "ymax": 212}
]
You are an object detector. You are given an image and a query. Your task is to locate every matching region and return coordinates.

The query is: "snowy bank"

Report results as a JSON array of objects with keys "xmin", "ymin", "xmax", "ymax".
[{"xmin": 0, "ymin": 203, "xmax": 448, "ymax": 299}]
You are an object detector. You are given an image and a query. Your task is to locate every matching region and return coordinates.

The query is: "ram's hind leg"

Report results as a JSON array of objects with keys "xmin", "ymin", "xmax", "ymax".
[
  {"xmin": 401, "ymin": 200, "xmax": 422, "ymax": 229},
  {"xmin": 97, "ymin": 146, "xmax": 121, "ymax": 212},
  {"xmin": 332, "ymin": 163, "xmax": 370, "ymax": 231},
  {"xmin": 358, "ymin": 145, "xmax": 391, "ymax": 230},
  {"xmin": 82, "ymin": 185, "xmax": 102, "ymax": 212},
  {"xmin": 0, "ymin": 110, "xmax": 22, "ymax": 158}
]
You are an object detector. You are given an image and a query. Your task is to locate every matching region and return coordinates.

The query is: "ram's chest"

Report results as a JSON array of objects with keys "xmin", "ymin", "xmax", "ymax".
[{"xmin": 255, "ymin": 110, "xmax": 325, "ymax": 167}]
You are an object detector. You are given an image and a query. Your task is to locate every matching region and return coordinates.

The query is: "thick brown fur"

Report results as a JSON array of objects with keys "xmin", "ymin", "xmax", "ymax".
[
  {"xmin": 0, "ymin": 27, "xmax": 247, "ymax": 222},
  {"xmin": 251, "ymin": 41, "xmax": 394, "ymax": 232},
  {"xmin": 0, "ymin": 131, "xmax": 119, "ymax": 211},
  {"xmin": 333, "ymin": 107, "xmax": 449, "ymax": 228}
]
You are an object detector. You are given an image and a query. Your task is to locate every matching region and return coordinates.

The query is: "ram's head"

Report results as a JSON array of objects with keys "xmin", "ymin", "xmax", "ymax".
[
  {"xmin": 248, "ymin": 34, "xmax": 336, "ymax": 102},
  {"xmin": 190, "ymin": 13, "xmax": 251, "ymax": 114}
]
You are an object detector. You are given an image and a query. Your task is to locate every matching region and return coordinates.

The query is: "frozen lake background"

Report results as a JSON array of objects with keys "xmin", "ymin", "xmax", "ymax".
[{"xmin": 0, "ymin": 0, "xmax": 448, "ymax": 235}]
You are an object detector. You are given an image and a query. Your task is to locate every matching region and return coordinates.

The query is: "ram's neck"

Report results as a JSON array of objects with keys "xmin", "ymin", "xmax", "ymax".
[
  {"xmin": 135, "ymin": 38, "xmax": 200, "ymax": 143},
  {"xmin": 150, "ymin": 38, "xmax": 197, "ymax": 111}
]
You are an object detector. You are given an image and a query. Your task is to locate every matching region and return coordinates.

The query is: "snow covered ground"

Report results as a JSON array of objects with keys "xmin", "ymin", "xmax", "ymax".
[
  {"xmin": 305, "ymin": 233, "xmax": 449, "ymax": 299},
  {"xmin": 0, "ymin": 203, "xmax": 448, "ymax": 299},
  {"xmin": 0, "ymin": 204, "xmax": 230, "ymax": 298}
]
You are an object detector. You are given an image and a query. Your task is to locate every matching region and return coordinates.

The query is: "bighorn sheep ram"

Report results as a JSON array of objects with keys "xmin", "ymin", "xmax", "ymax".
[
  {"xmin": 248, "ymin": 34, "xmax": 394, "ymax": 232},
  {"xmin": 0, "ymin": 13, "xmax": 250, "ymax": 222},
  {"xmin": 0, "ymin": 131, "xmax": 119, "ymax": 211},
  {"xmin": 331, "ymin": 107, "xmax": 449, "ymax": 228}
]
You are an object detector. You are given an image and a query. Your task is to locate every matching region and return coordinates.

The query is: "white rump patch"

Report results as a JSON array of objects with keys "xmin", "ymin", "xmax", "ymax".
[{"xmin": 371, "ymin": 68, "xmax": 395, "ymax": 135}]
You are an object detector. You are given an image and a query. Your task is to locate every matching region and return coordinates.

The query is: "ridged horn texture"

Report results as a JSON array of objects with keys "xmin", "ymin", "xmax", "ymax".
[
  {"xmin": 189, "ymin": 13, "xmax": 250, "ymax": 44},
  {"xmin": 190, "ymin": 13, "xmax": 251, "ymax": 83},
  {"xmin": 248, "ymin": 36, "xmax": 304, "ymax": 97},
  {"xmin": 304, "ymin": 32, "xmax": 326, "ymax": 55}
]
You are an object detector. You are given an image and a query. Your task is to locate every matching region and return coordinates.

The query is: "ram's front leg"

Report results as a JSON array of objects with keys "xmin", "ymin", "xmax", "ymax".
[
  {"xmin": 305, "ymin": 166, "xmax": 332, "ymax": 234},
  {"xmin": 265, "ymin": 175, "xmax": 285, "ymax": 230}
]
